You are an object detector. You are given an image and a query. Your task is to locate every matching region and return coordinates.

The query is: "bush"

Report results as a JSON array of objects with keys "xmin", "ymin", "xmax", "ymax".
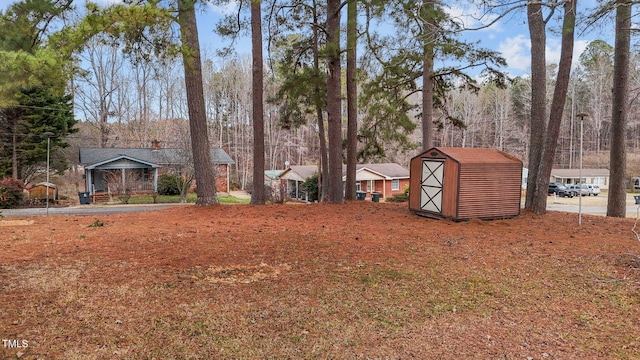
[
  {"xmin": 301, "ymin": 174, "xmax": 319, "ymax": 202},
  {"xmin": 0, "ymin": 178, "xmax": 25, "ymax": 208},
  {"xmin": 386, "ymin": 193, "xmax": 409, "ymax": 202},
  {"xmin": 157, "ymin": 174, "xmax": 184, "ymax": 196}
]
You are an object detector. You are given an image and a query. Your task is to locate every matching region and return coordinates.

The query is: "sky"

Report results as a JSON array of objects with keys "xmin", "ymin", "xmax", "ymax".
[{"xmin": 0, "ymin": 0, "xmax": 616, "ymax": 77}]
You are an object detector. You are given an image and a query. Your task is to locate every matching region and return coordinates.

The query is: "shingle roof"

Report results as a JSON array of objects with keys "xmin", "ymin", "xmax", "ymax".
[
  {"xmin": 278, "ymin": 165, "xmax": 318, "ymax": 182},
  {"xmin": 355, "ymin": 163, "xmax": 409, "ymax": 178},
  {"xmin": 279, "ymin": 163, "xmax": 409, "ymax": 181},
  {"xmin": 551, "ymin": 168, "xmax": 610, "ymax": 178},
  {"xmin": 79, "ymin": 147, "xmax": 234, "ymax": 166}
]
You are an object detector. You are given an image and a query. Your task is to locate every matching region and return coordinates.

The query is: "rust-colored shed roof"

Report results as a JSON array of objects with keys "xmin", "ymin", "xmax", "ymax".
[{"xmin": 433, "ymin": 147, "xmax": 522, "ymax": 164}]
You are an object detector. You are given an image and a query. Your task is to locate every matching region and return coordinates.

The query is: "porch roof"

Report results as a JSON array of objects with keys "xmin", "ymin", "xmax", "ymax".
[
  {"xmin": 85, "ymin": 155, "xmax": 160, "ymax": 170},
  {"xmin": 80, "ymin": 147, "xmax": 235, "ymax": 167}
]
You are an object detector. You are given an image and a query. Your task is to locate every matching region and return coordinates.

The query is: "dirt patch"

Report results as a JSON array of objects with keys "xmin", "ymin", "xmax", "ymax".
[
  {"xmin": 1, "ymin": 202, "xmax": 639, "ymax": 359},
  {"xmin": 0, "ymin": 219, "xmax": 35, "ymax": 226}
]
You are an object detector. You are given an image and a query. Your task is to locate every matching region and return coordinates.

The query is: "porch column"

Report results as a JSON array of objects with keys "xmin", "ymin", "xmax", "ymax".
[
  {"xmin": 121, "ymin": 169, "xmax": 126, "ymax": 190},
  {"xmin": 227, "ymin": 164, "xmax": 230, "ymax": 194},
  {"xmin": 153, "ymin": 168, "xmax": 159, "ymax": 193},
  {"xmin": 86, "ymin": 170, "xmax": 93, "ymax": 194}
]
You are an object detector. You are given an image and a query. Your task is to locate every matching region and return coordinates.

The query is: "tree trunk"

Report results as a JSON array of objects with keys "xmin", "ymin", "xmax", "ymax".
[
  {"xmin": 326, "ymin": 0, "xmax": 343, "ymax": 204},
  {"xmin": 525, "ymin": 1, "xmax": 546, "ymax": 209},
  {"xmin": 607, "ymin": 0, "xmax": 631, "ymax": 217},
  {"xmin": 345, "ymin": 0, "xmax": 357, "ymax": 200},
  {"xmin": 531, "ymin": 0, "xmax": 576, "ymax": 214},
  {"xmin": 12, "ymin": 122, "xmax": 18, "ymax": 179},
  {"xmin": 312, "ymin": 0, "xmax": 329, "ymax": 201},
  {"xmin": 421, "ymin": 1, "xmax": 435, "ymax": 151},
  {"xmin": 177, "ymin": 0, "xmax": 218, "ymax": 205},
  {"xmin": 250, "ymin": 0, "xmax": 265, "ymax": 205}
]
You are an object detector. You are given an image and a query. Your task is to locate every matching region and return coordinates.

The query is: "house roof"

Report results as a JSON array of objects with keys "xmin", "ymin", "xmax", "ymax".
[
  {"xmin": 85, "ymin": 154, "xmax": 160, "ymax": 170},
  {"xmin": 551, "ymin": 168, "xmax": 610, "ymax": 178},
  {"xmin": 79, "ymin": 147, "xmax": 234, "ymax": 167},
  {"xmin": 265, "ymin": 170, "xmax": 284, "ymax": 180},
  {"xmin": 278, "ymin": 165, "xmax": 318, "ymax": 182},
  {"xmin": 355, "ymin": 163, "xmax": 409, "ymax": 179},
  {"xmin": 417, "ymin": 147, "xmax": 522, "ymax": 165},
  {"xmin": 279, "ymin": 163, "xmax": 409, "ymax": 182}
]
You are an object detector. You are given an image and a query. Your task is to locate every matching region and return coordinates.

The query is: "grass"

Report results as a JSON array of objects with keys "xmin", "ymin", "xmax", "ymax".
[{"xmin": 121, "ymin": 193, "xmax": 250, "ymax": 205}]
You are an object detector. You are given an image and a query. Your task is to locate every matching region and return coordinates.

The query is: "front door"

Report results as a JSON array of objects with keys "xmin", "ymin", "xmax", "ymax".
[{"xmin": 420, "ymin": 159, "xmax": 444, "ymax": 213}]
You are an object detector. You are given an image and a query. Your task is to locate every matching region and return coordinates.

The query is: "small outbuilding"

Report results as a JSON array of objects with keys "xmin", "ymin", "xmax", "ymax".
[
  {"xmin": 28, "ymin": 182, "xmax": 58, "ymax": 203},
  {"xmin": 409, "ymin": 147, "xmax": 522, "ymax": 221}
]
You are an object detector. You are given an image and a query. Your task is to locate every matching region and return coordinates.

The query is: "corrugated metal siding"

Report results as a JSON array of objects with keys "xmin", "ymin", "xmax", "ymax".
[
  {"xmin": 441, "ymin": 158, "xmax": 459, "ymax": 218},
  {"xmin": 410, "ymin": 147, "xmax": 523, "ymax": 220},
  {"xmin": 408, "ymin": 159, "xmax": 422, "ymax": 209},
  {"xmin": 457, "ymin": 163, "xmax": 522, "ymax": 219}
]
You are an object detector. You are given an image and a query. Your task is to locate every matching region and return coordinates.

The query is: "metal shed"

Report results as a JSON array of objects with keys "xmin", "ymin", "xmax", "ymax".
[{"xmin": 409, "ymin": 147, "xmax": 523, "ymax": 221}]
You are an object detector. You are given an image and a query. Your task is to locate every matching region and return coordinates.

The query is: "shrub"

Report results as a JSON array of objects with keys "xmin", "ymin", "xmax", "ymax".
[
  {"xmin": 386, "ymin": 193, "xmax": 409, "ymax": 203},
  {"xmin": 301, "ymin": 174, "xmax": 319, "ymax": 202},
  {"xmin": 157, "ymin": 174, "xmax": 184, "ymax": 196},
  {"xmin": 0, "ymin": 178, "xmax": 25, "ymax": 208}
]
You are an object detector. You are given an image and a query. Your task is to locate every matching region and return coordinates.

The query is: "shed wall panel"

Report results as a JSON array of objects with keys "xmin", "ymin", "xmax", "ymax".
[
  {"xmin": 457, "ymin": 164, "xmax": 521, "ymax": 219},
  {"xmin": 441, "ymin": 158, "xmax": 459, "ymax": 218},
  {"xmin": 409, "ymin": 159, "xmax": 423, "ymax": 210}
]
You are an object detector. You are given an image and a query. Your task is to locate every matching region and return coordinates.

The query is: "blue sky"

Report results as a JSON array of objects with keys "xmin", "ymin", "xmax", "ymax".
[{"xmin": 0, "ymin": 0, "xmax": 614, "ymax": 77}]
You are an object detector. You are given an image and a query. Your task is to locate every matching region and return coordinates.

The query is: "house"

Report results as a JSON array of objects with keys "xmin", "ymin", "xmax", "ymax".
[
  {"xmin": 79, "ymin": 146, "xmax": 234, "ymax": 201},
  {"xmin": 278, "ymin": 165, "xmax": 318, "ymax": 200},
  {"xmin": 349, "ymin": 163, "xmax": 410, "ymax": 199},
  {"xmin": 409, "ymin": 147, "xmax": 522, "ymax": 221},
  {"xmin": 550, "ymin": 168, "xmax": 609, "ymax": 190},
  {"xmin": 277, "ymin": 163, "xmax": 410, "ymax": 200}
]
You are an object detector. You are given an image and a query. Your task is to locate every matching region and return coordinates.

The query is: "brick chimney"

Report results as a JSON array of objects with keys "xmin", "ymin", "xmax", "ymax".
[{"xmin": 151, "ymin": 139, "xmax": 161, "ymax": 150}]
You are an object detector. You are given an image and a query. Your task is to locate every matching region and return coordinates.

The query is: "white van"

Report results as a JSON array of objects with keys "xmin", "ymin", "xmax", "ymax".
[
  {"xmin": 568, "ymin": 184, "xmax": 590, "ymax": 196},
  {"xmin": 585, "ymin": 184, "xmax": 600, "ymax": 196}
]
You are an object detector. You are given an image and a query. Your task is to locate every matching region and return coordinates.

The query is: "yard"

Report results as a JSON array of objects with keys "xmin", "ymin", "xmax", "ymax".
[{"xmin": 1, "ymin": 201, "xmax": 639, "ymax": 359}]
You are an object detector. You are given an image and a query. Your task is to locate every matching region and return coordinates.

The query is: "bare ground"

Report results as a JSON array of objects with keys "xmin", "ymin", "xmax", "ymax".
[{"xmin": 1, "ymin": 201, "xmax": 639, "ymax": 359}]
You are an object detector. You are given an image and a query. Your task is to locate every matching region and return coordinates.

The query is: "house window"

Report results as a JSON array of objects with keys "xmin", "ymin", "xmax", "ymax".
[
  {"xmin": 368, "ymin": 180, "xmax": 375, "ymax": 192},
  {"xmin": 356, "ymin": 182, "xmax": 362, "ymax": 191},
  {"xmin": 392, "ymin": 179, "xmax": 400, "ymax": 191},
  {"xmin": 141, "ymin": 168, "xmax": 150, "ymax": 181},
  {"xmin": 593, "ymin": 177, "xmax": 605, "ymax": 185}
]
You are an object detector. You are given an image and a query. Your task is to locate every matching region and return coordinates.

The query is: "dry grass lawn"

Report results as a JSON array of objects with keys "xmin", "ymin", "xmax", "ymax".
[{"xmin": 1, "ymin": 202, "xmax": 639, "ymax": 359}]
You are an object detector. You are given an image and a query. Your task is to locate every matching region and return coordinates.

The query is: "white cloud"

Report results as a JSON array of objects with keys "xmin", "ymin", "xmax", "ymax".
[
  {"xmin": 208, "ymin": 1, "xmax": 238, "ymax": 16},
  {"xmin": 499, "ymin": 35, "xmax": 592, "ymax": 75},
  {"xmin": 547, "ymin": 38, "xmax": 592, "ymax": 69},
  {"xmin": 498, "ymin": 34, "xmax": 531, "ymax": 72}
]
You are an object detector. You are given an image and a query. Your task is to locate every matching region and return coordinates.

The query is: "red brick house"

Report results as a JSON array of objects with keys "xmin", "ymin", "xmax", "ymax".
[
  {"xmin": 278, "ymin": 163, "xmax": 409, "ymax": 200},
  {"xmin": 350, "ymin": 163, "xmax": 410, "ymax": 199}
]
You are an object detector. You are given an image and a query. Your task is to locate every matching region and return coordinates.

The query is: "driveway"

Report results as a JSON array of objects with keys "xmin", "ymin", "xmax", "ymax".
[
  {"xmin": 0, "ymin": 203, "xmax": 179, "ymax": 217},
  {"xmin": 544, "ymin": 193, "xmax": 640, "ymax": 218}
]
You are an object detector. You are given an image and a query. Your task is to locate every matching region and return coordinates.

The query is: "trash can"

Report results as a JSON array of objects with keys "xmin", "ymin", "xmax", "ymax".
[
  {"xmin": 635, "ymin": 195, "xmax": 640, "ymax": 205},
  {"xmin": 371, "ymin": 192, "xmax": 381, "ymax": 203},
  {"xmin": 78, "ymin": 192, "xmax": 90, "ymax": 205},
  {"xmin": 356, "ymin": 191, "xmax": 366, "ymax": 200}
]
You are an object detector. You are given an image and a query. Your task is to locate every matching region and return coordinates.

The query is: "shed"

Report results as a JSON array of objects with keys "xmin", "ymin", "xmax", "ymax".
[
  {"xmin": 28, "ymin": 182, "xmax": 58, "ymax": 202},
  {"xmin": 409, "ymin": 147, "xmax": 522, "ymax": 221}
]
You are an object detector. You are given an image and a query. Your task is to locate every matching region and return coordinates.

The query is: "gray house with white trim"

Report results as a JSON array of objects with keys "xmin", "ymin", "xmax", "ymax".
[{"xmin": 79, "ymin": 147, "xmax": 234, "ymax": 198}]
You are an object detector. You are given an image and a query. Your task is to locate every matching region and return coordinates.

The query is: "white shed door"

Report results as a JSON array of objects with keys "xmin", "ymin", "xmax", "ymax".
[{"xmin": 420, "ymin": 159, "xmax": 444, "ymax": 213}]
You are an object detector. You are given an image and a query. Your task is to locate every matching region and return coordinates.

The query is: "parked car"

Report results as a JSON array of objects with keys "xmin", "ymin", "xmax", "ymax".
[
  {"xmin": 568, "ymin": 184, "xmax": 590, "ymax": 196},
  {"xmin": 585, "ymin": 184, "xmax": 601, "ymax": 196},
  {"xmin": 548, "ymin": 182, "xmax": 576, "ymax": 198}
]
